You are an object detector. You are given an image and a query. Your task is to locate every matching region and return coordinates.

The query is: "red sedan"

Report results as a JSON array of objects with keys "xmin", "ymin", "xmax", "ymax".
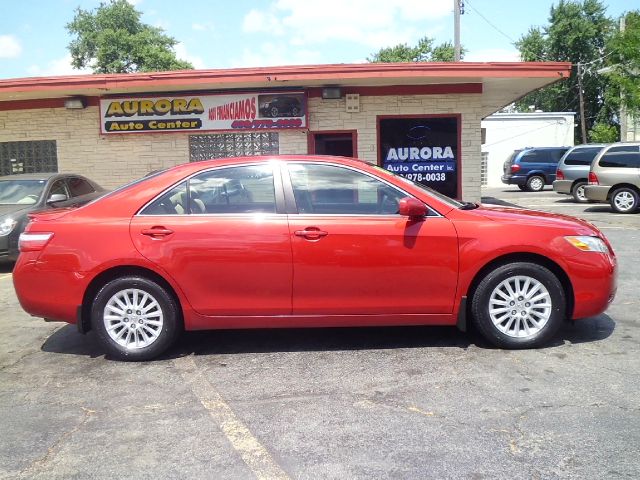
[{"xmin": 13, "ymin": 156, "xmax": 617, "ymax": 361}]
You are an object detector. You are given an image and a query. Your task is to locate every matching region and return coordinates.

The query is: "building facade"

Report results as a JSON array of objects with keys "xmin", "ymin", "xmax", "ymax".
[{"xmin": 0, "ymin": 63, "xmax": 571, "ymax": 201}]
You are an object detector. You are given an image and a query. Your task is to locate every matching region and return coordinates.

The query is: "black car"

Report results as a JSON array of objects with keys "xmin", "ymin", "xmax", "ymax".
[
  {"xmin": 0, "ymin": 173, "xmax": 105, "ymax": 261},
  {"xmin": 259, "ymin": 95, "xmax": 304, "ymax": 118}
]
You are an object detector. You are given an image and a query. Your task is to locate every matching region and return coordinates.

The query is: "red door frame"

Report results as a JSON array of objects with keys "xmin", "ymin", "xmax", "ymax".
[{"xmin": 307, "ymin": 130, "xmax": 358, "ymax": 158}]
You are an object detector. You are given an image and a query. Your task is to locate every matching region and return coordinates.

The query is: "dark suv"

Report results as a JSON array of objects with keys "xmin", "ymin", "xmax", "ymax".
[{"xmin": 502, "ymin": 147, "xmax": 570, "ymax": 191}]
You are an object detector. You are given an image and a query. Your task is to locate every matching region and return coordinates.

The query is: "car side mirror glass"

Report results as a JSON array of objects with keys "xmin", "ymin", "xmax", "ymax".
[
  {"xmin": 47, "ymin": 193, "xmax": 68, "ymax": 205},
  {"xmin": 398, "ymin": 197, "xmax": 427, "ymax": 219}
]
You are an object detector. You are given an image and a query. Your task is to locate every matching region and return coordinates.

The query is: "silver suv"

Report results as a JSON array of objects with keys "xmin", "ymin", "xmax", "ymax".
[
  {"xmin": 553, "ymin": 144, "xmax": 606, "ymax": 202},
  {"xmin": 584, "ymin": 143, "xmax": 640, "ymax": 213}
]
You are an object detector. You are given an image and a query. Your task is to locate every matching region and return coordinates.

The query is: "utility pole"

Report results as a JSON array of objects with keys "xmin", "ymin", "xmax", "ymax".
[
  {"xmin": 454, "ymin": 0, "xmax": 462, "ymax": 61},
  {"xmin": 619, "ymin": 15, "xmax": 628, "ymax": 141},
  {"xmin": 577, "ymin": 62, "xmax": 587, "ymax": 144}
]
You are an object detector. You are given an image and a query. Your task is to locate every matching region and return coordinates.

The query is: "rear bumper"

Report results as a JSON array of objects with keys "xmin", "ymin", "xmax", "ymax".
[
  {"xmin": 501, "ymin": 175, "xmax": 525, "ymax": 186},
  {"xmin": 13, "ymin": 255, "xmax": 86, "ymax": 324},
  {"xmin": 584, "ymin": 185, "xmax": 610, "ymax": 202},
  {"xmin": 553, "ymin": 180, "xmax": 573, "ymax": 195}
]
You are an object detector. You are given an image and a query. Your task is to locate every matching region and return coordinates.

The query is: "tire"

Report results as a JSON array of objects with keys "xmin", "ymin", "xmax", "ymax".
[
  {"xmin": 571, "ymin": 181, "xmax": 588, "ymax": 203},
  {"xmin": 471, "ymin": 262, "xmax": 565, "ymax": 349},
  {"xmin": 526, "ymin": 175, "xmax": 545, "ymax": 192},
  {"xmin": 291, "ymin": 106, "xmax": 300, "ymax": 116},
  {"xmin": 270, "ymin": 106, "xmax": 279, "ymax": 117},
  {"xmin": 609, "ymin": 187, "xmax": 639, "ymax": 214},
  {"xmin": 91, "ymin": 276, "xmax": 181, "ymax": 361},
  {"xmin": 517, "ymin": 184, "xmax": 527, "ymax": 191}
]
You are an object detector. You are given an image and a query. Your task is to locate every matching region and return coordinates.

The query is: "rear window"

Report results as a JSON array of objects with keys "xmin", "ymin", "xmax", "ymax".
[
  {"xmin": 563, "ymin": 147, "xmax": 603, "ymax": 166},
  {"xmin": 519, "ymin": 148, "xmax": 567, "ymax": 164},
  {"xmin": 598, "ymin": 146, "xmax": 640, "ymax": 168}
]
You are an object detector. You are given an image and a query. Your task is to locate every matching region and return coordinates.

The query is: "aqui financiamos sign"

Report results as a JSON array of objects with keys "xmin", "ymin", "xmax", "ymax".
[{"xmin": 100, "ymin": 92, "xmax": 306, "ymax": 134}]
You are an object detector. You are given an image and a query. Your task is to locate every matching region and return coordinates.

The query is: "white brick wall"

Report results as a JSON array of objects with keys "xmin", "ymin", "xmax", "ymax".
[{"xmin": 0, "ymin": 92, "xmax": 483, "ymax": 200}]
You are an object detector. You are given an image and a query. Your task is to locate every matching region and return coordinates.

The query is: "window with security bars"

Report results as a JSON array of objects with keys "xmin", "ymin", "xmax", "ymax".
[
  {"xmin": 189, "ymin": 133, "xmax": 279, "ymax": 162},
  {"xmin": 0, "ymin": 140, "xmax": 58, "ymax": 175}
]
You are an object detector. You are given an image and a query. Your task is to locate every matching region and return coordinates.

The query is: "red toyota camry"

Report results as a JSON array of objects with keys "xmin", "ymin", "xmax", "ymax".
[{"xmin": 13, "ymin": 156, "xmax": 617, "ymax": 361}]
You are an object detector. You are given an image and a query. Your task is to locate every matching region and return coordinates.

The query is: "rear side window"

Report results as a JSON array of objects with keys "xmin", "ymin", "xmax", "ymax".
[
  {"xmin": 564, "ymin": 147, "xmax": 603, "ymax": 166},
  {"xmin": 520, "ymin": 149, "xmax": 566, "ymax": 164},
  {"xmin": 140, "ymin": 165, "xmax": 277, "ymax": 215},
  {"xmin": 67, "ymin": 177, "xmax": 95, "ymax": 196},
  {"xmin": 519, "ymin": 150, "xmax": 547, "ymax": 163},
  {"xmin": 598, "ymin": 146, "xmax": 640, "ymax": 168},
  {"xmin": 191, "ymin": 165, "xmax": 276, "ymax": 214}
]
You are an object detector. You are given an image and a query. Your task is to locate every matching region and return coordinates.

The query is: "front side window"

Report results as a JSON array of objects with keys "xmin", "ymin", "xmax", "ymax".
[
  {"xmin": 599, "ymin": 146, "xmax": 640, "ymax": 168},
  {"xmin": 140, "ymin": 165, "xmax": 276, "ymax": 215},
  {"xmin": 288, "ymin": 163, "xmax": 406, "ymax": 215}
]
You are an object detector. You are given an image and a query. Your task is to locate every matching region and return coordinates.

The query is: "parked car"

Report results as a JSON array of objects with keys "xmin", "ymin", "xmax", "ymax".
[
  {"xmin": 14, "ymin": 156, "xmax": 616, "ymax": 361},
  {"xmin": 584, "ymin": 143, "xmax": 640, "ymax": 213},
  {"xmin": 553, "ymin": 144, "xmax": 607, "ymax": 203},
  {"xmin": 0, "ymin": 173, "xmax": 105, "ymax": 261},
  {"xmin": 502, "ymin": 147, "xmax": 570, "ymax": 191}
]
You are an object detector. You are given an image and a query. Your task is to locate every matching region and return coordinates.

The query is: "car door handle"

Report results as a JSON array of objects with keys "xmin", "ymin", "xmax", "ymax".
[
  {"xmin": 294, "ymin": 228, "xmax": 328, "ymax": 240},
  {"xmin": 141, "ymin": 227, "xmax": 174, "ymax": 238}
]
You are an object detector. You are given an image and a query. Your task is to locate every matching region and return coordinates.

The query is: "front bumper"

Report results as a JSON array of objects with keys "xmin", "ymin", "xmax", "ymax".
[
  {"xmin": 553, "ymin": 180, "xmax": 573, "ymax": 195},
  {"xmin": 584, "ymin": 185, "xmax": 610, "ymax": 202}
]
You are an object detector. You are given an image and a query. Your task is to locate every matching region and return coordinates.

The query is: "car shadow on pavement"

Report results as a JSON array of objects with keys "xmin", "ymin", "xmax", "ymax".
[{"xmin": 41, "ymin": 314, "xmax": 616, "ymax": 360}]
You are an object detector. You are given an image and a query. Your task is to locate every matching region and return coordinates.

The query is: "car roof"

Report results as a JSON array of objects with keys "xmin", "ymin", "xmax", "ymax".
[{"xmin": 0, "ymin": 172, "xmax": 61, "ymax": 181}]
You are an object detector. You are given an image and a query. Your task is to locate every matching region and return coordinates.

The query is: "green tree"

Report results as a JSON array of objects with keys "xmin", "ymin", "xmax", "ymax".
[
  {"xmin": 368, "ymin": 37, "xmax": 463, "ymax": 62},
  {"xmin": 516, "ymin": 0, "xmax": 615, "ymax": 142},
  {"xmin": 605, "ymin": 10, "xmax": 640, "ymax": 116},
  {"xmin": 67, "ymin": 0, "xmax": 193, "ymax": 74}
]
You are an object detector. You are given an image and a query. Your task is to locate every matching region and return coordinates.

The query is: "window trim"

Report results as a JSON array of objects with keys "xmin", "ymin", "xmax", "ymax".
[
  {"xmin": 282, "ymin": 161, "xmax": 442, "ymax": 217},
  {"xmin": 136, "ymin": 162, "xmax": 286, "ymax": 217}
]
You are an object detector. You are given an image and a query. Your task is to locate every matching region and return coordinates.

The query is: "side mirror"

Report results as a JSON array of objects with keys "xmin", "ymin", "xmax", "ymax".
[
  {"xmin": 398, "ymin": 197, "xmax": 427, "ymax": 219},
  {"xmin": 47, "ymin": 193, "xmax": 68, "ymax": 205}
]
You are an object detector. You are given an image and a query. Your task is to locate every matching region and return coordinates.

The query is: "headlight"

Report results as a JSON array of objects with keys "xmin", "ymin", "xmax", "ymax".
[
  {"xmin": 0, "ymin": 218, "xmax": 17, "ymax": 236},
  {"xmin": 565, "ymin": 236, "xmax": 608, "ymax": 253}
]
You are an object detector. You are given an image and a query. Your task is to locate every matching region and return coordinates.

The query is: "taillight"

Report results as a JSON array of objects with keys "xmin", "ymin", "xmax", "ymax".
[
  {"xmin": 19, "ymin": 232, "xmax": 54, "ymax": 252},
  {"xmin": 510, "ymin": 164, "xmax": 521, "ymax": 173},
  {"xmin": 588, "ymin": 172, "xmax": 599, "ymax": 185},
  {"xmin": 556, "ymin": 169, "xmax": 565, "ymax": 180}
]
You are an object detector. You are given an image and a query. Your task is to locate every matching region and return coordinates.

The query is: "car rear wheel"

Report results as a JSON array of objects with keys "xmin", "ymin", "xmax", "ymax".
[
  {"xmin": 526, "ymin": 175, "xmax": 545, "ymax": 192},
  {"xmin": 471, "ymin": 262, "xmax": 565, "ymax": 349},
  {"xmin": 610, "ymin": 187, "xmax": 639, "ymax": 214},
  {"xmin": 91, "ymin": 276, "xmax": 181, "ymax": 361},
  {"xmin": 571, "ymin": 181, "xmax": 588, "ymax": 203}
]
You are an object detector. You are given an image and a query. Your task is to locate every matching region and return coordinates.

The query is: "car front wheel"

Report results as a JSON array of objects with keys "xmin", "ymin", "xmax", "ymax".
[
  {"xmin": 526, "ymin": 175, "xmax": 545, "ymax": 192},
  {"xmin": 471, "ymin": 262, "xmax": 565, "ymax": 349},
  {"xmin": 91, "ymin": 276, "xmax": 181, "ymax": 361},
  {"xmin": 610, "ymin": 187, "xmax": 639, "ymax": 214}
]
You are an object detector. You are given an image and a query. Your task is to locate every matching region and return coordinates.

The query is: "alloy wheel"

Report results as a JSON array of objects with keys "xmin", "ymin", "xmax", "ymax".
[
  {"xmin": 488, "ymin": 275, "xmax": 552, "ymax": 338},
  {"xmin": 613, "ymin": 191, "xmax": 635, "ymax": 212},
  {"xmin": 103, "ymin": 288, "xmax": 164, "ymax": 349}
]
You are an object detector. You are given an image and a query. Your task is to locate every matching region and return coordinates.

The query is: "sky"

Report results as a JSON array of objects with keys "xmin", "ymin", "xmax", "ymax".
[{"xmin": 0, "ymin": 0, "xmax": 635, "ymax": 79}]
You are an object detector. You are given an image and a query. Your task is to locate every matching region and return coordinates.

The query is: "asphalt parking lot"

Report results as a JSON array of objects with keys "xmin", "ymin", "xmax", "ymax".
[{"xmin": 1, "ymin": 187, "xmax": 639, "ymax": 480}]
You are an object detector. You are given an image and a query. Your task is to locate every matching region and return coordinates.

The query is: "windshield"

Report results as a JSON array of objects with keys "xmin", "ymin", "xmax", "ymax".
[
  {"xmin": 0, "ymin": 179, "xmax": 46, "ymax": 205},
  {"xmin": 370, "ymin": 164, "xmax": 463, "ymax": 208}
]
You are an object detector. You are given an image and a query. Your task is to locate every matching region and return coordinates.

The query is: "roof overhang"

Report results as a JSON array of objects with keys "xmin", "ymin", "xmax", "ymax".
[{"xmin": 0, "ymin": 62, "xmax": 571, "ymax": 118}]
